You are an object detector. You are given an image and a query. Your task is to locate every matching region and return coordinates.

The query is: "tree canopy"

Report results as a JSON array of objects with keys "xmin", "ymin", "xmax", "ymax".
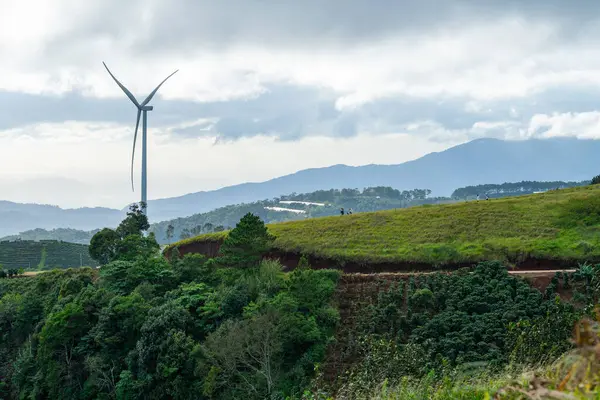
[{"xmin": 217, "ymin": 212, "xmax": 275, "ymax": 269}]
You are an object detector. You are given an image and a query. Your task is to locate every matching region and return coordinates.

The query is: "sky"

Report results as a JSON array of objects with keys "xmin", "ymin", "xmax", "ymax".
[{"xmin": 2, "ymin": 0, "xmax": 600, "ymax": 209}]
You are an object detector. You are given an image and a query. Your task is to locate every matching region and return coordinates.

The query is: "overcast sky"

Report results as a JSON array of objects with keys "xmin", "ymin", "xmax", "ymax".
[{"xmin": 2, "ymin": 0, "xmax": 600, "ymax": 208}]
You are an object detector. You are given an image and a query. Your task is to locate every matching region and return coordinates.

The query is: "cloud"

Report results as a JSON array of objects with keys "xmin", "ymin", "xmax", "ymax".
[
  {"xmin": 6, "ymin": 0, "xmax": 600, "ymax": 104},
  {"xmin": 527, "ymin": 111, "xmax": 600, "ymax": 139},
  {"xmin": 3, "ymin": 0, "xmax": 600, "ymax": 208},
  {"xmin": 0, "ymin": 121, "xmax": 453, "ymax": 208}
]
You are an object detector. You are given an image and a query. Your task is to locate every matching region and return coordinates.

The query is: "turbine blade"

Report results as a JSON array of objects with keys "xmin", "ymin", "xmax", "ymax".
[
  {"xmin": 102, "ymin": 62, "xmax": 141, "ymax": 108},
  {"xmin": 141, "ymin": 69, "xmax": 179, "ymax": 106},
  {"xmin": 131, "ymin": 109, "xmax": 141, "ymax": 192}
]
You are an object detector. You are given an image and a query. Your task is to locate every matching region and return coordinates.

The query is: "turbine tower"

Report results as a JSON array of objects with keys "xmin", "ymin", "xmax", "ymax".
[{"xmin": 103, "ymin": 62, "xmax": 178, "ymax": 215}]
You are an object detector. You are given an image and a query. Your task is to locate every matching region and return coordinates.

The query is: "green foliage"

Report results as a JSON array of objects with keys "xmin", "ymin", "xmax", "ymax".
[
  {"xmin": 116, "ymin": 203, "xmax": 150, "ymax": 237},
  {"xmin": 100, "ymin": 256, "xmax": 175, "ymax": 295},
  {"xmin": 217, "ymin": 213, "xmax": 275, "ymax": 269},
  {"xmin": 0, "ymin": 267, "xmax": 23, "ymax": 279},
  {"xmin": 591, "ymin": 174, "xmax": 600, "ymax": 185},
  {"xmin": 297, "ymin": 254, "xmax": 311, "ymax": 270},
  {"xmin": 174, "ymin": 185, "xmax": 600, "ymax": 266},
  {"xmin": 89, "ymin": 228, "xmax": 120, "ymax": 265},
  {"xmin": 332, "ymin": 262, "xmax": 581, "ymax": 396},
  {"xmin": 89, "ymin": 204, "xmax": 159, "ymax": 265},
  {"xmin": 0, "ymin": 211, "xmax": 340, "ymax": 400}
]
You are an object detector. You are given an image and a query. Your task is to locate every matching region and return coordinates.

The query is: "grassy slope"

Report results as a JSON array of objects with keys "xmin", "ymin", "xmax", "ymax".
[
  {"xmin": 0, "ymin": 240, "xmax": 97, "ymax": 269},
  {"xmin": 169, "ymin": 185, "xmax": 600, "ymax": 266}
]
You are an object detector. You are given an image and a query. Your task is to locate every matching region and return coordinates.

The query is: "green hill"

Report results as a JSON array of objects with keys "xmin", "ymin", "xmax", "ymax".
[
  {"xmin": 150, "ymin": 186, "xmax": 446, "ymax": 244},
  {"xmin": 169, "ymin": 185, "xmax": 600, "ymax": 267},
  {"xmin": 0, "ymin": 240, "xmax": 97, "ymax": 270}
]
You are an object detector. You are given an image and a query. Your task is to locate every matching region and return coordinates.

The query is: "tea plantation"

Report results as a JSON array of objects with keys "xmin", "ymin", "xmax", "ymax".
[{"xmin": 0, "ymin": 240, "xmax": 97, "ymax": 270}]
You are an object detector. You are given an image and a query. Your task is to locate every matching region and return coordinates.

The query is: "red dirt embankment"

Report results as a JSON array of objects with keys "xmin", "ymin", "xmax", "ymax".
[{"xmin": 168, "ymin": 239, "xmax": 580, "ymax": 274}]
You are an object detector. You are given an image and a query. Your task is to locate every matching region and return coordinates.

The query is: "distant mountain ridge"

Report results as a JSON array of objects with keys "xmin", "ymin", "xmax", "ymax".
[
  {"xmin": 144, "ymin": 137, "xmax": 600, "ymax": 221},
  {"xmin": 2, "ymin": 137, "xmax": 600, "ymax": 235},
  {"xmin": 0, "ymin": 201, "xmax": 123, "ymax": 238}
]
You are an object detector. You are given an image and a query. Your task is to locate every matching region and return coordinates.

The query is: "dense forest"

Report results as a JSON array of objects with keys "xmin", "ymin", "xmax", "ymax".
[
  {"xmin": 327, "ymin": 265, "xmax": 592, "ymax": 398},
  {"xmin": 0, "ymin": 208, "xmax": 340, "ymax": 399},
  {"xmin": 1, "ymin": 207, "xmax": 599, "ymax": 398}
]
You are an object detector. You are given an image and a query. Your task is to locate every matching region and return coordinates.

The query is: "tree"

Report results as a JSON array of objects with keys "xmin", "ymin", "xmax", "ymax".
[
  {"xmin": 202, "ymin": 222, "xmax": 214, "ymax": 233},
  {"xmin": 116, "ymin": 203, "xmax": 150, "ymax": 238},
  {"xmin": 89, "ymin": 204, "xmax": 158, "ymax": 265},
  {"xmin": 89, "ymin": 228, "xmax": 120, "ymax": 265},
  {"xmin": 592, "ymin": 175, "xmax": 600, "ymax": 185},
  {"xmin": 204, "ymin": 311, "xmax": 283, "ymax": 397},
  {"xmin": 180, "ymin": 228, "xmax": 192, "ymax": 240},
  {"xmin": 217, "ymin": 213, "xmax": 274, "ymax": 269},
  {"xmin": 166, "ymin": 224, "xmax": 175, "ymax": 244}
]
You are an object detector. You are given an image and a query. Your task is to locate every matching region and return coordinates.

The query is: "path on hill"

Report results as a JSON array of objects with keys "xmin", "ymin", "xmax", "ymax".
[
  {"xmin": 320, "ymin": 269, "xmax": 576, "ymax": 277},
  {"xmin": 16, "ymin": 268, "xmax": 575, "ymax": 280},
  {"xmin": 509, "ymin": 269, "xmax": 575, "ymax": 275}
]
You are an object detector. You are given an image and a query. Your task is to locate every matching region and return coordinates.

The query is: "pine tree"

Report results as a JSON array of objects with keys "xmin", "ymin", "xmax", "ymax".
[
  {"xmin": 217, "ymin": 213, "xmax": 274, "ymax": 268},
  {"xmin": 166, "ymin": 224, "xmax": 175, "ymax": 243}
]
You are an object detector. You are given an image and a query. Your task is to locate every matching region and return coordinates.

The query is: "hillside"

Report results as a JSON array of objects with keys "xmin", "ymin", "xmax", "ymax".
[
  {"xmin": 0, "ymin": 240, "xmax": 97, "ymax": 269},
  {"xmin": 9, "ymin": 180, "xmax": 587, "ymax": 246},
  {"xmin": 169, "ymin": 184, "xmax": 600, "ymax": 269},
  {"xmin": 144, "ymin": 138, "xmax": 600, "ymax": 221},
  {"xmin": 150, "ymin": 187, "xmax": 446, "ymax": 244}
]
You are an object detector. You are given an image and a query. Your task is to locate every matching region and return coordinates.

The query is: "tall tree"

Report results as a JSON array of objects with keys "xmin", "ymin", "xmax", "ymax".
[
  {"xmin": 191, "ymin": 225, "xmax": 203, "ymax": 236},
  {"xmin": 180, "ymin": 228, "xmax": 192, "ymax": 240},
  {"xmin": 116, "ymin": 203, "xmax": 150, "ymax": 238},
  {"xmin": 89, "ymin": 204, "xmax": 157, "ymax": 265},
  {"xmin": 166, "ymin": 224, "xmax": 175, "ymax": 244},
  {"xmin": 217, "ymin": 213, "xmax": 274, "ymax": 269}
]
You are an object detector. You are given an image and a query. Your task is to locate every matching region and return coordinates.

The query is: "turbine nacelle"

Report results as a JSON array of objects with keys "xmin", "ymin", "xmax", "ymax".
[{"xmin": 140, "ymin": 105, "xmax": 154, "ymax": 111}]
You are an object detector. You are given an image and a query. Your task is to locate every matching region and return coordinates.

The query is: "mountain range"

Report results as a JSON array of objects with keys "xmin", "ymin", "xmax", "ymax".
[
  {"xmin": 143, "ymin": 137, "xmax": 600, "ymax": 221},
  {"xmin": 1, "ymin": 137, "xmax": 599, "ymax": 238}
]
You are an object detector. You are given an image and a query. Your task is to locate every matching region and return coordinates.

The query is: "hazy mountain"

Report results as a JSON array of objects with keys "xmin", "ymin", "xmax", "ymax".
[
  {"xmin": 3, "ymin": 137, "xmax": 599, "ymax": 235},
  {"xmin": 144, "ymin": 138, "xmax": 600, "ymax": 222},
  {"xmin": 0, "ymin": 228, "xmax": 98, "ymax": 244},
  {"xmin": 0, "ymin": 201, "xmax": 123, "ymax": 237}
]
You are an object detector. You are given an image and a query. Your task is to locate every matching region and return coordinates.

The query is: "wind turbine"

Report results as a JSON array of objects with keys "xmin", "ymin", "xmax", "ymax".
[{"xmin": 103, "ymin": 62, "xmax": 178, "ymax": 215}]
